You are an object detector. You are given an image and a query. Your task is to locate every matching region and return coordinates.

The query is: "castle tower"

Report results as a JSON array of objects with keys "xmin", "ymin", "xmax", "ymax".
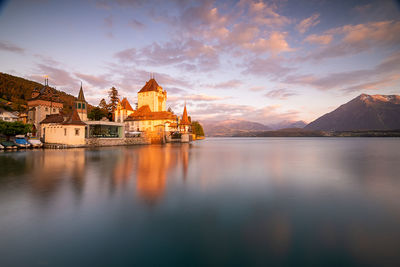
[
  {"xmin": 137, "ymin": 78, "xmax": 167, "ymax": 112},
  {"xmin": 180, "ymin": 104, "xmax": 191, "ymax": 133},
  {"xmin": 75, "ymin": 83, "xmax": 87, "ymax": 121}
]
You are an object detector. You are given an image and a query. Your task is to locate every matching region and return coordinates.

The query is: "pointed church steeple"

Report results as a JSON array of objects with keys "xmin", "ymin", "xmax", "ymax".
[
  {"xmin": 78, "ymin": 82, "xmax": 86, "ymax": 102},
  {"xmin": 180, "ymin": 104, "xmax": 190, "ymax": 125},
  {"xmin": 75, "ymin": 82, "xmax": 88, "ymax": 121}
]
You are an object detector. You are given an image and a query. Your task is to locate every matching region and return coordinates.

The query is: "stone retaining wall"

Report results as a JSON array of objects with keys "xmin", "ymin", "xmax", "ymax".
[{"xmin": 86, "ymin": 137, "xmax": 150, "ymax": 147}]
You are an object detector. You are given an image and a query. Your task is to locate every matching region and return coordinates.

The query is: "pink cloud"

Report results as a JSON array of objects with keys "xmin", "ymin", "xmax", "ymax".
[
  {"xmin": 74, "ymin": 73, "xmax": 110, "ymax": 88},
  {"xmin": 296, "ymin": 13, "xmax": 320, "ymax": 34},
  {"xmin": 285, "ymin": 51, "xmax": 400, "ymax": 92},
  {"xmin": 206, "ymin": 79, "xmax": 243, "ymax": 89},
  {"xmin": 265, "ymin": 89, "xmax": 297, "ymax": 99},
  {"xmin": 242, "ymin": 56, "xmax": 295, "ymax": 77},
  {"xmin": 190, "ymin": 102, "xmax": 300, "ymax": 124},
  {"xmin": 244, "ymin": 32, "xmax": 293, "ymax": 54},
  {"xmin": 304, "ymin": 34, "xmax": 333, "ymax": 45},
  {"xmin": 307, "ymin": 20, "xmax": 400, "ymax": 60}
]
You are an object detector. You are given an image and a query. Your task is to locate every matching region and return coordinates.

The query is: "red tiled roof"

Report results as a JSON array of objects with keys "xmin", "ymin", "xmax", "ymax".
[
  {"xmin": 40, "ymin": 113, "xmax": 65, "ymax": 124},
  {"xmin": 63, "ymin": 109, "xmax": 86, "ymax": 125},
  {"xmin": 138, "ymin": 78, "xmax": 162, "ymax": 93},
  {"xmin": 121, "ymin": 97, "xmax": 134, "ymax": 111},
  {"xmin": 180, "ymin": 104, "xmax": 190, "ymax": 125},
  {"xmin": 125, "ymin": 105, "xmax": 177, "ymax": 121}
]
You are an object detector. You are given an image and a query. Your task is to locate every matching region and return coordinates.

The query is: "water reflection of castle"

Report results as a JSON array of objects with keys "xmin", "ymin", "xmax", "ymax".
[
  {"xmin": 112, "ymin": 144, "xmax": 190, "ymax": 204},
  {"xmin": 17, "ymin": 145, "xmax": 190, "ymax": 205}
]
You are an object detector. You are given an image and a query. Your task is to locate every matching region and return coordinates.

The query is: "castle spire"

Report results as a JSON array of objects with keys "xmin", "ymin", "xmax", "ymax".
[
  {"xmin": 180, "ymin": 103, "xmax": 190, "ymax": 125},
  {"xmin": 78, "ymin": 82, "xmax": 86, "ymax": 102}
]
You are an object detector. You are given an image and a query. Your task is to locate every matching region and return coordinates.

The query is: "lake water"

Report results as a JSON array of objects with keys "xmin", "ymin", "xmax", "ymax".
[{"xmin": 1, "ymin": 138, "xmax": 400, "ymax": 266}]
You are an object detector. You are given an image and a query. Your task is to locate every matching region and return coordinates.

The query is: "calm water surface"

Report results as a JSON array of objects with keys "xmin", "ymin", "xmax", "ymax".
[{"xmin": 1, "ymin": 138, "xmax": 400, "ymax": 266}]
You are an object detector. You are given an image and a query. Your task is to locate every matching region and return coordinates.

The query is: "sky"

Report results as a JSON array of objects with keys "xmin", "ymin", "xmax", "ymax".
[{"xmin": 0, "ymin": 0, "xmax": 399, "ymax": 125}]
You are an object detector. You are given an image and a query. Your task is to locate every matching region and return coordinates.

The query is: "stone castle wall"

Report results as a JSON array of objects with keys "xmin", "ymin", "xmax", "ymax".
[{"xmin": 86, "ymin": 137, "xmax": 151, "ymax": 147}]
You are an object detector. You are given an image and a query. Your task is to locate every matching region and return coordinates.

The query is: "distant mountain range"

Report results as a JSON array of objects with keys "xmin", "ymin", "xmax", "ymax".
[
  {"xmin": 202, "ymin": 119, "xmax": 307, "ymax": 136},
  {"xmin": 202, "ymin": 93, "xmax": 400, "ymax": 136},
  {"xmin": 305, "ymin": 94, "xmax": 400, "ymax": 131}
]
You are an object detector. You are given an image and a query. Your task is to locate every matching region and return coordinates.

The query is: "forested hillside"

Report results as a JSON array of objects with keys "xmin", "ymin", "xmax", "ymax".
[{"xmin": 0, "ymin": 72, "xmax": 92, "ymax": 113}]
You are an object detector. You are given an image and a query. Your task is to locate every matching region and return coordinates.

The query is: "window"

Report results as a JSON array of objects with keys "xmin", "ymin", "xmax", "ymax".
[
  {"xmin": 75, "ymin": 129, "xmax": 80, "ymax": 136},
  {"xmin": 64, "ymin": 128, "xmax": 67, "ymax": 136},
  {"xmin": 78, "ymin": 103, "xmax": 81, "ymax": 109},
  {"xmin": 45, "ymin": 107, "xmax": 48, "ymax": 112},
  {"xmin": 53, "ymin": 108, "xmax": 56, "ymax": 112},
  {"xmin": 82, "ymin": 103, "xmax": 85, "ymax": 109}
]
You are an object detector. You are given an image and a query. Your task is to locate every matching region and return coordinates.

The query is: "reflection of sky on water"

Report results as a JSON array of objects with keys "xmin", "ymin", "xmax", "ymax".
[{"xmin": 0, "ymin": 138, "xmax": 400, "ymax": 266}]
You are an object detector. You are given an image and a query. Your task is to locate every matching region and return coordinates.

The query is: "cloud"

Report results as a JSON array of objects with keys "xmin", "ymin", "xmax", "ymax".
[
  {"xmin": 342, "ymin": 73, "xmax": 400, "ymax": 92},
  {"xmin": 242, "ymin": 56, "xmax": 295, "ymax": 78},
  {"xmin": 354, "ymin": 3, "xmax": 372, "ymax": 13},
  {"xmin": 32, "ymin": 64, "xmax": 77, "ymax": 88},
  {"xmin": 243, "ymin": 32, "xmax": 294, "ymax": 55},
  {"xmin": 129, "ymin": 19, "xmax": 145, "ymax": 30},
  {"xmin": 296, "ymin": 13, "xmax": 320, "ymax": 34},
  {"xmin": 304, "ymin": 34, "xmax": 333, "ymax": 45},
  {"xmin": 206, "ymin": 79, "xmax": 243, "ymax": 89},
  {"xmin": 190, "ymin": 102, "xmax": 300, "ymax": 124},
  {"xmin": 265, "ymin": 89, "xmax": 297, "ymax": 99},
  {"xmin": 246, "ymin": 1, "xmax": 291, "ymax": 27},
  {"xmin": 114, "ymin": 48, "xmax": 137, "ymax": 63},
  {"xmin": 307, "ymin": 20, "xmax": 400, "ymax": 60},
  {"xmin": 284, "ymin": 51, "xmax": 400, "ymax": 92},
  {"xmin": 0, "ymin": 41, "xmax": 24, "ymax": 54},
  {"xmin": 114, "ymin": 39, "xmax": 220, "ymax": 71},
  {"xmin": 170, "ymin": 94, "xmax": 227, "ymax": 102},
  {"xmin": 74, "ymin": 73, "xmax": 110, "ymax": 88},
  {"xmin": 249, "ymin": 86, "xmax": 265, "ymax": 92},
  {"xmin": 104, "ymin": 15, "xmax": 113, "ymax": 28}
]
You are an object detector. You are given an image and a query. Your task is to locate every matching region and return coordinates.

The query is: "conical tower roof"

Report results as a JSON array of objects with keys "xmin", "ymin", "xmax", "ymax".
[
  {"xmin": 78, "ymin": 83, "xmax": 86, "ymax": 102},
  {"xmin": 180, "ymin": 104, "xmax": 190, "ymax": 125}
]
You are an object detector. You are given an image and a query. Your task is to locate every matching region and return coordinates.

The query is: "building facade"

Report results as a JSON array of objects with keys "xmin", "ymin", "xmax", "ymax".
[
  {"xmin": 0, "ymin": 108, "xmax": 19, "ymax": 122},
  {"xmin": 41, "ymin": 109, "xmax": 86, "ymax": 146},
  {"xmin": 28, "ymin": 79, "xmax": 63, "ymax": 136},
  {"xmin": 137, "ymin": 78, "xmax": 167, "ymax": 112},
  {"xmin": 122, "ymin": 78, "xmax": 179, "ymax": 133},
  {"xmin": 114, "ymin": 97, "xmax": 134, "ymax": 123}
]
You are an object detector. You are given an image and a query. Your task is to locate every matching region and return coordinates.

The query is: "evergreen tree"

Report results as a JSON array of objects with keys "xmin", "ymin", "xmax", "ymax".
[{"xmin": 108, "ymin": 87, "xmax": 119, "ymax": 112}]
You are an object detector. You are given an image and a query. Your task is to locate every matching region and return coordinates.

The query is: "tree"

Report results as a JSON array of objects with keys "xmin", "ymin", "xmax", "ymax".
[
  {"xmin": 191, "ymin": 121, "xmax": 204, "ymax": 136},
  {"xmin": 0, "ymin": 121, "xmax": 32, "ymax": 140},
  {"xmin": 88, "ymin": 107, "xmax": 109, "ymax": 121},
  {"xmin": 108, "ymin": 87, "xmax": 119, "ymax": 112},
  {"xmin": 99, "ymin": 98, "xmax": 108, "ymax": 111}
]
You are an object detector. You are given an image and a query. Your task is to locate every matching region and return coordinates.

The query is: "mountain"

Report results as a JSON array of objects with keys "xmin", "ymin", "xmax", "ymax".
[
  {"xmin": 201, "ymin": 119, "xmax": 271, "ymax": 136},
  {"xmin": 306, "ymin": 94, "xmax": 400, "ymax": 131},
  {"xmin": 0, "ymin": 72, "xmax": 92, "ymax": 113},
  {"xmin": 269, "ymin": 120, "xmax": 307, "ymax": 130}
]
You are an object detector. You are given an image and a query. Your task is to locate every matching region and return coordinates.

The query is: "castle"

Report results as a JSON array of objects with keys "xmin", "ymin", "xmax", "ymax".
[
  {"xmin": 36, "ymin": 76, "xmax": 191, "ymax": 146},
  {"xmin": 114, "ymin": 77, "xmax": 191, "ymax": 136}
]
